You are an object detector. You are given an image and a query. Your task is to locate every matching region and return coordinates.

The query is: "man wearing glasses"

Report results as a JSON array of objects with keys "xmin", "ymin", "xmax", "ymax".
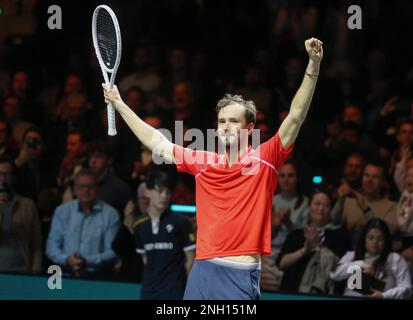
[{"xmin": 46, "ymin": 169, "xmax": 120, "ymax": 278}]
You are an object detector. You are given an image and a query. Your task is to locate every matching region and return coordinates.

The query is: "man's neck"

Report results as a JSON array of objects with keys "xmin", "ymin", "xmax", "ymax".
[
  {"xmin": 147, "ymin": 207, "xmax": 165, "ymax": 219},
  {"xmin": 225, "ymin": 144, "xmax": 249, "ymax": 167},
  {"xmin": 79, "ymin": 201, "xmax": 94, "ymax": 213}
]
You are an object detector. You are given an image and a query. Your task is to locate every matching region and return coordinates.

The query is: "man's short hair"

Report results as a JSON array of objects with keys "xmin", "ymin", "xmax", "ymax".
[
  {"xmin": 74, "ymin": 168, "xmax": 97, "ymax": 183},
  {"xmin": 146, "ymin": 170, "xmax": 173, "ymax": 190},
  {"xmin": 87, "ymin": 140, "xmax": 113, "ymax": 158},
  {"xmin": 216, "ymin": 94, "xmax": 257, "ymax": 125}
]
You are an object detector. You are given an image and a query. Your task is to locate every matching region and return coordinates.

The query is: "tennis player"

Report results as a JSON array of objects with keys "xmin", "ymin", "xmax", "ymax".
[{"xmin": 103, "ymin": 38, "xmax": 323, "ymax": 300}]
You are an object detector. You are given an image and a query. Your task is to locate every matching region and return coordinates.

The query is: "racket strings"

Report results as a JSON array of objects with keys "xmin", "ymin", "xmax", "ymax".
[{"xmin": 96, "ymin": 9, "xmax": 118, "ymax": 69}]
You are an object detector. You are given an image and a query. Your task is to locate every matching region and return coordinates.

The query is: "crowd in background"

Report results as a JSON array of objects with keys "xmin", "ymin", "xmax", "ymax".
[{"xmin": 1, "ymin": 0, "xmax": 413, "ymax": 299}]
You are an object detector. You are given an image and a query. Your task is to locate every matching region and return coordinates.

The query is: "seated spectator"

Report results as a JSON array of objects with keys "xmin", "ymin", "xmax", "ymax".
[
  {"xmin": 112, "ymin": 182, "xmax": 149, "ymax": 282},
  {"xmin": 0, "ymin": 157, "xmax": 42, "ymax": 274},
  {"xmin": 272, "ymin": 160, "xmax": 309, "ymax": 250},
  {"xmin": 332, "ymin": 161, "xmax": 399, "ymax": 244},
  {"xmin": 14, "ymin": 126, "xmax": 58, "ymax": 204},
  {"xmin": 0, "ymin": 117, "xmax": 18, "ymax": 158},
  {"xmin": 400, "ymin": 236, "xmax": 413, "ymax": 284},
  {"xmin": 58, "ymin": 129, "xmax": 88, "ymax": 202},
  {"xmin": 330, "ymin": 218, "xmax": 411, "ymax": 299},
  {"xmin": 332, "ymin": 152, "xmax": 365, "ymax": 201},
  {"xmin": 397, "ymin": 166, "xmax": 413, "ymax": 236},
  {"xmin": 392, "ymin": 119, "xmax": 413, "ymax": 193},
  {"xmin": 277, "ymin": 189, "xmax": 351, "ymax": 294},
  {"xmin": 2, "ymin": 95, "xmax": 33, "ymax": 147},
  {"xmin": 46, "ymin": 169, "xmax": 120, "ymax": 278},
  {"xmin": 87, "ymin": 140, "xmax": 132, "ymax": 213},
  {"xmin": 134, "ymin": 170, "xmax": 196, "ymax": 300}
]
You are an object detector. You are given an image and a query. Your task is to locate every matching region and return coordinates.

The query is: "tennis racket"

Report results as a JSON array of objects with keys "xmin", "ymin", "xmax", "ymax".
[{"xmin": 92, "ymin": 5, "xmax": 122, "ymax": 136}]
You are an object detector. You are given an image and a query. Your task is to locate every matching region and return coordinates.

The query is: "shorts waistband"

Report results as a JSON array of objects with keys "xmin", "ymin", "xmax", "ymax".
[{"xmin": 205, "ymin": 257, "xmax": 261, "ymax": 271}]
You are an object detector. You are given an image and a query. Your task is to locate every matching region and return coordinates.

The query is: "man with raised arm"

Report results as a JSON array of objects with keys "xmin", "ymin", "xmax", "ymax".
[{"xmin": 103, "ymin": 38, "xmax": 323, "ymax": 300}]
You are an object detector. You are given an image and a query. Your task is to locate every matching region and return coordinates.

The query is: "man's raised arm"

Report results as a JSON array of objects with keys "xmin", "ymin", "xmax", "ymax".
[
  {"xmin": 102, "ymin": 84, "xmax": 175, "ymax": 164},
  {"xmin": 278, "ymin": 37, "xmax": 323, "ymax": 149}
]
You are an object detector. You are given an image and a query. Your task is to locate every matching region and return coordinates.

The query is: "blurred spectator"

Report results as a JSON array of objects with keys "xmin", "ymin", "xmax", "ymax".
[
  {"xmin": 0, "ymin": 156, "xmax": 42, "ymax": 274},
  {"xmin": 277, "ymin": 189, "xmax": 351, "ymax": 294},
  {"xmin": 0, "ymin": 117, "xmax": 18, "ymax": 158},
  {"xmin": 272, "ymin": 161, "xmax": 309, "ymax": 250},
  {"xmin": 14, "ymin": 126, "xmax": 58, "ymax": 203},
  {"xmin": 119, "ymin": 47, "xmax": 161, "ymax": 95},
  {"xmin": 87, "ymin": 140, "xmax": 132, "ymax": 214},
  {"xmin": 235, "ymin": 65, "xmax": 272, "ymax": 114},
  {"xmin": 338, "ymin": 153, "xmax": 366, "ymax": 191},
  {"xmin": 58, "ymin": 130, "xmax": 88, "ymax": 202},
  {"xmin": 6, "ymin": 71, "xmax": 42, "ymax": 125},
  {"xmin": 330, "ymin": 218, "xmax": 411, "ymax": 299},
  {"xmin": 400, "ymin": 236, "xmax": 413, "ymax": 284},
  {"xmin": 112, "ymin": 182, "xmax": 149, "ymax": 282},
  {"xmin": 332, "ymin": 162, "xmax": 399, "ymax": 243},
  {"xmin": 390, "ymin": 119, "xmax": 413, "ymax": 189},
  {"xmin": 2, "ymin": 95, "xmax": 33, "ymax": 147},
  {"xmin": 261, "ymin": 161, "xmax": 309, "ymax": 292},
  {"xmin": 46, "ymin": 169, "xmax": 120, "ymax": 278},
  {"xmin": 397, "ymin": 166, "xmax": 413, "ymax": 236},
  {"xmin": 134, "ymin": 170, "xmax": 195, "ymax": 300}
]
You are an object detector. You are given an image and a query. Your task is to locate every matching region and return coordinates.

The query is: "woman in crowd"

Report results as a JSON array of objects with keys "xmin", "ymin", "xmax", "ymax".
[{"xmin": 330, "ymin": 218, "xmax": 412, "ymax": 299}]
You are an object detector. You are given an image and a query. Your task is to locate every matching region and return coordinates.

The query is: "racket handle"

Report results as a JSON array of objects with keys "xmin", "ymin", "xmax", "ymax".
[{"xmin": 107, "ymin": 103, "xmax": 117, "ymax": 136}]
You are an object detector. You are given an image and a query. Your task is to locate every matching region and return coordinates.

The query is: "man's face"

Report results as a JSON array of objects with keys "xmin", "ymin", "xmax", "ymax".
[
  {"xmin": 343, "ymin": 155, "xmax": 364, "ymax": 183},
  {"xmin": 146, "ymin": 185, "xmax": 171, "ymax": 212},
  {"xmin": 12, "ymin": 72, "xmax": 29, "ymax": 96},
  {"xmin": 362, "ymin": 165, "xmax": 384, "ymax": 195},
  {"xmin": 3, "ymin": 97, "xmax": 20, "ymax": 119},
  {"xmin": 173, "ymin": 83, "xmax": 192, "ymax": 110},
  {"xmin": 66, "ymin": 94, "xmax": 86, "ymax": 120},
  {"xmin": 88, "ymin": 152, "xmax": 110, "ymax": 175},
  {"xmin": 73, "ymin": 175, "xmax": 97, "ymax": 204},
  {"xmin": 278, "ymin": 164, "xmax": 297, "ymax": 194},
  {"xmin": 0, "ymin": 162, "xmax": 13, "ymax": 186},
  {"xmin": 397, "ymin": 123, "xmax": 413, "ymax": 146},
  {"xmin": 217, "ymin": 103, "xmax": 251, "ymax": 148},
  {"xmin": 343, "ymin": 106, "xmax": 362, "ymax": 125},
  {"xmin": 125, "ymin": 90, "xmax": 142, "ymax": 112},
  {"xmin": 66, "ymin": 134, "xmax": 86, "ymax": 156},
  {"xmin": 64, "ymin": 75, "xmax": 82, "ymax": 94}
]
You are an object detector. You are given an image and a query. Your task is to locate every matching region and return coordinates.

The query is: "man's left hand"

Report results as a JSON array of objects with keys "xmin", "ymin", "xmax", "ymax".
[{"xmin": 305, "ymin": 37, "xmax": 323, "ymax": 62}]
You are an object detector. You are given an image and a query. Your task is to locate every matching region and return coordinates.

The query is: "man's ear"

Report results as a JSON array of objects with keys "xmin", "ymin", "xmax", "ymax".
[{"xmin": 247, "ymin": 123, "xmax": 254, "ymax": 136}]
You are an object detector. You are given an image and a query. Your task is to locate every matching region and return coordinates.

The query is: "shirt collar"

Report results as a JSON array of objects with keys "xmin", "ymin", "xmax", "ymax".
[{"xmin": 75, "ymin": 199, "xmax": 102, "ymax": 214}]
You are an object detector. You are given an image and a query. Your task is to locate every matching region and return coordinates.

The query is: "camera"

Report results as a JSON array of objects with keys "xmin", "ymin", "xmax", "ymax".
[{"xmin": 26, "ymin": 138, "xmax": 40, "ymax": 149}]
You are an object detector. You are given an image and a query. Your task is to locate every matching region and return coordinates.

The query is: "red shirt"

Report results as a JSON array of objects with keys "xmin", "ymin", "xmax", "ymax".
[{"xmin": 174, "ymin": 132, "xmax": 293, "ymax": 260}]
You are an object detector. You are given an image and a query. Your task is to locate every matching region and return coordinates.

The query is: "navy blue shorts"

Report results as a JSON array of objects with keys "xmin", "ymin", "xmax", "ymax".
[{"xmin": 183, "ymin": 258, "xmax": 261, "ymax": 300}]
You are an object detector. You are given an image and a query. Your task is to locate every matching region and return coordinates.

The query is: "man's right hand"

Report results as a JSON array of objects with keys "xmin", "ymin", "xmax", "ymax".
[{"xmin": 102, "ymin": 84, "xmax": 123, "ymax": 108}]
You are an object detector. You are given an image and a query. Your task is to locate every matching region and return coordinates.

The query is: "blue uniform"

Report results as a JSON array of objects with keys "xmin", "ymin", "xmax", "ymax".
[{"xmin": 134, "ymin": 210, "xmax": 196, "ymax": 300}]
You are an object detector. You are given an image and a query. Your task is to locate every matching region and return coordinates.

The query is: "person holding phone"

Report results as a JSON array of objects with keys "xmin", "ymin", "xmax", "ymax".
[{"xmin": 330, "ymin": 218, "xmax": 412, "ymax": 299}]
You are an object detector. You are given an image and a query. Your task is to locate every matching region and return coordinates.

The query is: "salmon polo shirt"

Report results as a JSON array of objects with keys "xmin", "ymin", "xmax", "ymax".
[{"xmin": 173, "ymin": 132, "xmax": 293, "ymax": 260}]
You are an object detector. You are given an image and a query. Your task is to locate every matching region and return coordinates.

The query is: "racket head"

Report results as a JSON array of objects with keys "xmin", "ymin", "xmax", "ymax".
[{"xmin": 92, "ymin": 5, "xmax": 122, "ymax": 82}]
